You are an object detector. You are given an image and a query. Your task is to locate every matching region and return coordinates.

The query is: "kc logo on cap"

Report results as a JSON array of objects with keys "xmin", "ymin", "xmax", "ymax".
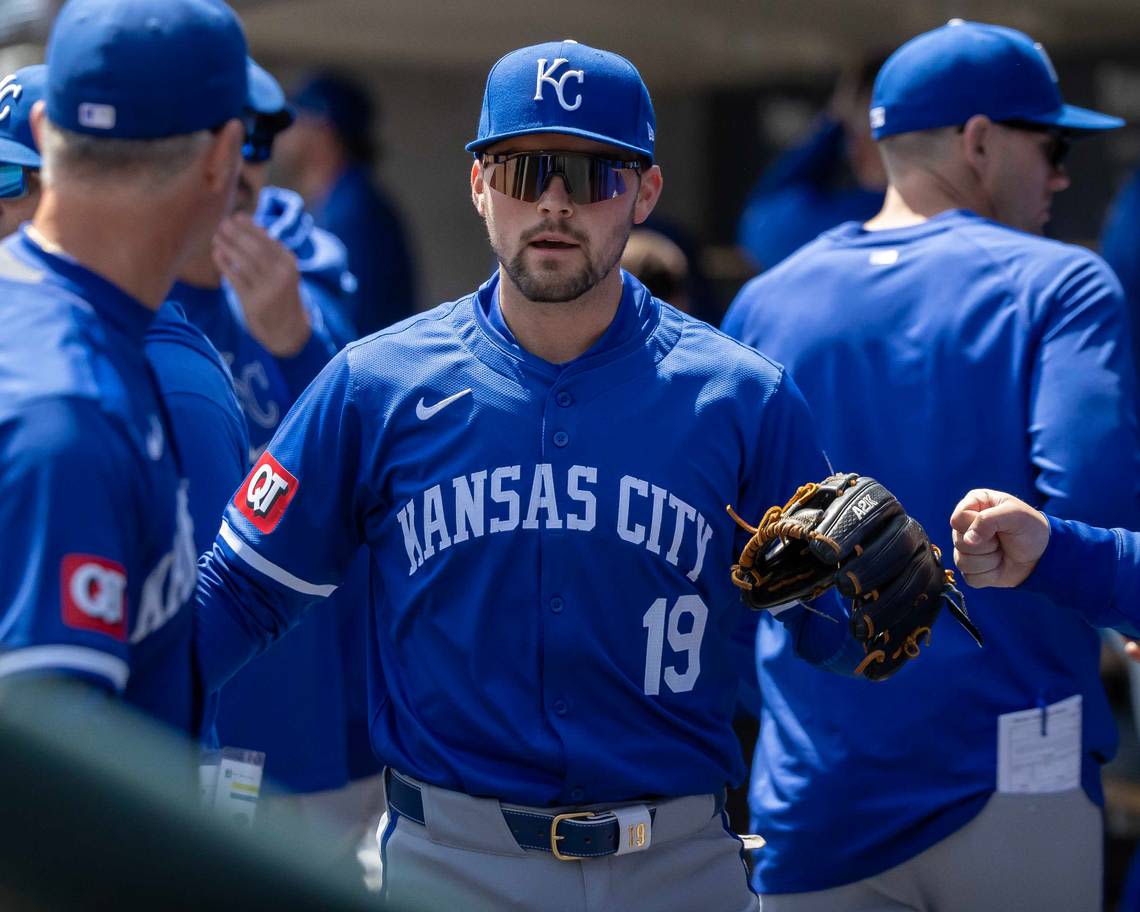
[
  {"xmin": 467, "ymin": 39, "xmax": 656, "ymax": 163},
  {"xmin": 0, "ymin": 76, "xmax": 22, "ymax": 124},
  {"xmin": 535, "ymin": 58, "xmax": 584, "ymax": 112}
]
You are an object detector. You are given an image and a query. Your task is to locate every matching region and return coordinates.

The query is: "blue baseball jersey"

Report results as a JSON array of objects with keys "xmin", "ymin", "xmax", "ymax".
[
  {"xmin": 722, "ymin": 208, "xmax": 1140, "ymax": 892},
  {"xmin": 166, "ymin": 284, "xmax": 336, "ymax": 463},
  {"xmin": 166, "ymin": 200, "xmax": 364, "ymax": 793},
  {"xmin": 146, "ymin": 302, "xmax": 249, "ymax": 556},
  {"xmin": 0, "ymin": 230, "xmax": 198, "ymax": 730},
  {"xmin": 195, "ymin": 270, "xmax": 863, "ymax": 807}
]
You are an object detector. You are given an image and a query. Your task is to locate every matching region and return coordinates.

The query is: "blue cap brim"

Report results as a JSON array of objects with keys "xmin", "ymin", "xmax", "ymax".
[
  {"xmin": 0, "ymin": 138, "xmax": 40, "ymax": 168},
  {"xmin": 246, "ymin": 59, "xmax": 287, "ymax": 116},
  {"xmin": 1031, "ymin": 103, "xmax": 1124, "ymax": 133}
]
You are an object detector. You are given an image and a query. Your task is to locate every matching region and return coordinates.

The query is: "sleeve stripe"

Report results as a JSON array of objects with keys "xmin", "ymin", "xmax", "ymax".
[
  {"xmin": 0, "ymin": 645, "xmax": 129, "ymax": 691},
  {"xmin": 219, "ymin": 521, "xmax": 337, "ymax": 597}
]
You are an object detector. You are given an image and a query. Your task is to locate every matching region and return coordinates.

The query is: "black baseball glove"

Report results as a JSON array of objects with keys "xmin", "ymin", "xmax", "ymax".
[{"xmin": 728, "ymin": 473, "xmax": 983, "ymax": 680}]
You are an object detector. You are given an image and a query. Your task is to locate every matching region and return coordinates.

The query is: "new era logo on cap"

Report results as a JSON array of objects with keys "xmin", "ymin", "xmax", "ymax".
[{"xmin": 78, "ymin": 102, "xmax": 117, "ymax": 131}]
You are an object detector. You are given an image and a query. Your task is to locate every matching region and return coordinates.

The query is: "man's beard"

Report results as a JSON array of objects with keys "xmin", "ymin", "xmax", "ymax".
[{"xmin": 494, "ymin": 215, "xmax": 633, "ymax": 304}]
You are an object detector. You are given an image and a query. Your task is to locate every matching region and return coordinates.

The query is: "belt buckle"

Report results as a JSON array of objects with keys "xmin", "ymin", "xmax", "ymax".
[{"xmin": 550, "ymin": 811, "xmax": 598, "ymax": 862}]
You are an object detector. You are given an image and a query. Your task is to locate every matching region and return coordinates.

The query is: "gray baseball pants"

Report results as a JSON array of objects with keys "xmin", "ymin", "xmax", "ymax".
[
  {"xmin": 376, "ymin": 772, "xmax": 758, "ymax": 912},
  {"xmin": 758, "ymin": 788, "xmax": 1101, "ymax": 912}
]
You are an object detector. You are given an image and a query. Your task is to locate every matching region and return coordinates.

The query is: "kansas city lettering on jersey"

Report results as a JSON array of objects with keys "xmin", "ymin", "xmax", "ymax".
[{"xmin": 396, "ymin": 465, "xmax": 714, "ymax": 582}]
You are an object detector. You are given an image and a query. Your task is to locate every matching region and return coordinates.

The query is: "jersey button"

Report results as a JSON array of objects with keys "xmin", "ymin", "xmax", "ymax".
[
  {"xmin": 553, "ymin": 430, "xmax": 569, "ymax": 447},
  {"xmin": 570, "ymin": 787, "xmax": 585, "ymax": 802},
  {"xmin": 555, "ymin": 391, "xmax": 573, "ymax": 407},
  {"xmin": 549, "ymin": 596, "xmax": 564, "ymax": 613},
  {"xmin": 553, "ymin": 698, "xmax": 569, "ymax": 716}
]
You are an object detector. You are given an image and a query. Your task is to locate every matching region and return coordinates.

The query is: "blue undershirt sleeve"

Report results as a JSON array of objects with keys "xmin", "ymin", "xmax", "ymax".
[{"xmin": 1023, "ymin": 515, "xmax": 1140, "ymax": 637}]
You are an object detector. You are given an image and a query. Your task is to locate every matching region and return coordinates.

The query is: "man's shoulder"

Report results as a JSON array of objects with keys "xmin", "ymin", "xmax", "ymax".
[
  {"xmin": 0, "ymin": 262, "xmax": 107, "ymax": 409},
  {"xmin": 663, "ymin": 304, "xmax": 788, "ymax": 394},
  {"xmin": 957, "ymin": 219, "xmax": 1119, "ymax": 302}
]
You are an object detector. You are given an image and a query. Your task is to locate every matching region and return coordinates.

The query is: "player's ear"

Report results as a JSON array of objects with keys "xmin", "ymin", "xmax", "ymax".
[
  {"xmin": 632, "ymin": 164, "xmax": 663, "ymax": 226},
  {"xmin": 471, "ymin": 158, "xmax": 487, "ymax": 217},
  {"xmin": 29, "ymin": 101, "xmax": 46, "ymax": 149},
  {"xmin": 960, "ymin": 116, "xmax": 992, "ymax": 176},
  {"xmin": 202, "ymin": 118, "xmax": 244, "ymax": 196}
]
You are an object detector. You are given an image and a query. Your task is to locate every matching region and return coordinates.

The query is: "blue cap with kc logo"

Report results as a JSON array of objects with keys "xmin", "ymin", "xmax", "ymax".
[
  {"xmin": 0, "ymin": 64, "xmax": 46, "ymax": 168},
  {"xmin": 46, "ymin": 0, "xmax": 248, "ymax": 140},
  {"xmin": 870, "ymin": 19, "xmax": 1123, "ymax": 140},
  {"xmin": 467, "ymin": 40, "xmax": 656, "ymax": 162}
]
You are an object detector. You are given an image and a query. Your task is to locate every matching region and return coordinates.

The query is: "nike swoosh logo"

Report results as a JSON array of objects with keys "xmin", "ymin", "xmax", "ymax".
[{"xmin": 415, "ymin": 388, "xmax": 473, "ymax": 421}]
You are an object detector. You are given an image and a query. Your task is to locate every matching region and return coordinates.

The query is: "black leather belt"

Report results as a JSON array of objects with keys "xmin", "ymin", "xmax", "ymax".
[{"xmin": 385, "ymin": 771, "xmax": 690, "ymax": 861}]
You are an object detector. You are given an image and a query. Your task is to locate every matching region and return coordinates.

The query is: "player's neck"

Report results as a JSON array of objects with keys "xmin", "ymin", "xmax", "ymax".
[
  {"xmin": 32, "ymin": 190, "xmax": 189, "ymax": 311},
  {"xmin": 864, "ymin": 178, "xmax": 975, "ymax": 231},
  {"xmin": 498, "ymin": 266, "xmax": 624, "ymax": 365}
]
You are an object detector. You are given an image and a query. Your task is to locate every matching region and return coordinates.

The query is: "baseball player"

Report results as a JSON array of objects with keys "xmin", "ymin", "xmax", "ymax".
[
  {"xmin": 161, "ymin": 58, "xmax": 384, "ymax": 841},
  {"xmin": 0, "ymin": 62, "xmax": 250, "ymax": 567},
  {"xmin": 722, "ymin": 20, "xmax": 1138, "ymax": 912},
  {"xmin": 0, "ymin": 0, "xmax": 248, "ymax": 731},
  {"xmin": 171, "ymin": 59, "xmax": 345, "ymax": 466},
  {"xmin": 188, "ymin": 39, "xmax": 915, "ymax": 912}
]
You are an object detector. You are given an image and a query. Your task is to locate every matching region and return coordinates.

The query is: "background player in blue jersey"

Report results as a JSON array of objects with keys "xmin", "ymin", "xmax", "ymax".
[
  {"xmin": 162, "ymin": 57, "xmax": 385, "ymax": 857},
  {"xmin": 722, "ymin": 19, "xmax": 1139, "ymax": 912},
  {"xmin": 171, "ymin": 59, "xmax": 344, "ymax": 463},
  {"xmin": 0, "ymin": 0, "xmax": 247, "ymax": 733},
  {"xmin": 0, "ymin": 62, "xmax": 250, "ymax": 569},
  {"xmin": 187, "ymin": 39, "xmax": 943, "ymax": 912},
  {"xmin": 276, "ymin": 72, "xmax": 417, "ymax": 336}
]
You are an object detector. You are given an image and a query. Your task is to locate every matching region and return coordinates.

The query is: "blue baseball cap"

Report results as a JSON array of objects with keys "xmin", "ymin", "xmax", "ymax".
[
  {"xmin": 0, "ymin": 64, "xmax": 46, "ymax": 168},
  {"xmin": 467, "ymin": 40, "xmax": 656, "ymax": 162},
  {"xmin": 871, "ymin": 19, "xmax": 1123, "ymax": 140},
  {"xmin": 45, "ymin": 0, "xmax": 248, "ymax": 140}
]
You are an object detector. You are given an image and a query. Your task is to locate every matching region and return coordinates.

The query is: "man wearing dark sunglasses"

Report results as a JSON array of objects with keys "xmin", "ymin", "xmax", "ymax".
[
  {"xmin": 189, "ymin": 39, "xmax": 922, "ymax": 911},
  {"xmin": 723, "ymin": 20, "xmax": 1135, "ymax": 911}
]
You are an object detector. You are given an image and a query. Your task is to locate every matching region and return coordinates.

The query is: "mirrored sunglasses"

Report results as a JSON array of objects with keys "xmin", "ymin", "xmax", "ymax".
[
  {"xmin": 482, "ymin": 151, "xmax": 642, "ymax": 205},
  {"xmin": 0, "ymin": 163, "xmax": 33, "ymax": 199}
]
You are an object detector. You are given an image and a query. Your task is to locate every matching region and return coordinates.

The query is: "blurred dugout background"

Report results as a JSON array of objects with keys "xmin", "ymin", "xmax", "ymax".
[
  {"xmin": 6, "ymin": 0, "xmax": 1140, "ymax": 908},
  {"xmin": 7, "ymin": 0, "xmax": 1140, "ymax": 316}
]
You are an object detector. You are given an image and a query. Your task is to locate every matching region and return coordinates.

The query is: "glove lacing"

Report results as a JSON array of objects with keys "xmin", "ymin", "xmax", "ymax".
[
  {"xmin": 851, "ymin": 544, "xmax": 963, "ymax": 676},
  {"xmin": 726, "ymin": 482, "xmax": 822, "ymax": 591}
]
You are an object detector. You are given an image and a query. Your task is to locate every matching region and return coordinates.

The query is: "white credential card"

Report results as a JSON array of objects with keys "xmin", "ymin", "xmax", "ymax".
[{"xmin": 996, "ymin": 694, "xmax": 1082, "ymax": 794}]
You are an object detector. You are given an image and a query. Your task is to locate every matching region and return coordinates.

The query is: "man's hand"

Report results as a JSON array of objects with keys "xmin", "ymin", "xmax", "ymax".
[
  {"xmin": 213, "ymin": 214, "xmax": 311, "ymax": 357},
  {"xmin": 950, "ymin": 489, "xmax": 1050, "ymax": 588}
]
